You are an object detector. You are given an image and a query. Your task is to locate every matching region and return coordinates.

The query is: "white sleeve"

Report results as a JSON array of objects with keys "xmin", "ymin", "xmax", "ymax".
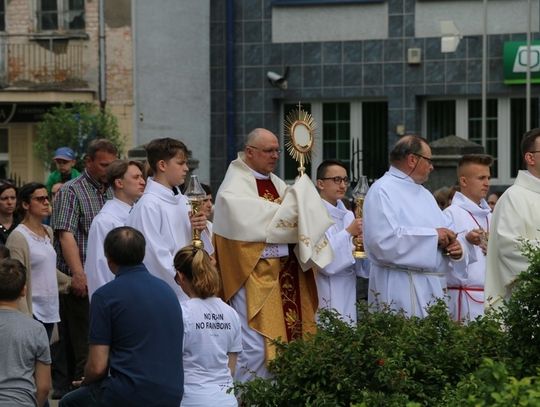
[
  {"xmin": 85, "ymin": 216, "xmax": 115, "ymax": 299},
  {"xmin": 319, "ymin": 228, "xmax": 355, "ymax": 276}
]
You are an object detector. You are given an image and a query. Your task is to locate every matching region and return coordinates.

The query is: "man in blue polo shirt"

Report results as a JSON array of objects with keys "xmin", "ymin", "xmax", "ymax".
[{"xmin": 60, "ymin": 226, "xmax": 184, "ymax": 407}]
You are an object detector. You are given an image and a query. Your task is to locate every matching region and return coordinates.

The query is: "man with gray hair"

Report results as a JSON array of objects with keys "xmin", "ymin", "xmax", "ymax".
[
  {"xmin": 363, "ymin": 135, "xmax": 465, "ymax": 318},
  {"xmin": 213, "ymin": 128, "xmax": 331, "ymax": 382}
]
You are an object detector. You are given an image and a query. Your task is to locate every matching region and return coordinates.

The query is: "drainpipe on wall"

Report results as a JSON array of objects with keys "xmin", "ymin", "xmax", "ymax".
[
  {"xmin": 226, "ymin": 0, "xmax": 236, "ymax": 164},
  {"xmin": 98, "ymin": 0, "xmax": 107, "ymax": 110}
]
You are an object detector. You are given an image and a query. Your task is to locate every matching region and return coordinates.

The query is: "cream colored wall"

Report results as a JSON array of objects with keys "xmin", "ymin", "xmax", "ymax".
[{"xmin": 8, "ymin": 124, "xmax": 44, "ymax": 184}]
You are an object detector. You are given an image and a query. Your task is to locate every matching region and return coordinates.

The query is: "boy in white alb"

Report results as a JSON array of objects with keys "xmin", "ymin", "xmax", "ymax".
[
  {"xmin": 85, "ymin": 160, "xmax": 146, "ymax": 299},
  {"xmin": 444, "ymin": 154, "xmax": 493, "ymax": 322},
  {"xmin": 315, "ymin": 160, "xmax": 369, "ymax": 324},
  {"xmin": 126, "ymin": 138, "xmax": 211, "ymax": 302},
  {"xmin": 174, "ymin": 246, "xmax": 242, "ymax": 407}
]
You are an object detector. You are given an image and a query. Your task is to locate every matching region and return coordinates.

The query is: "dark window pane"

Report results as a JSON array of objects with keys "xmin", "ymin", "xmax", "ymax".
[
  {"xmin": 41, "ymin": 0, "xmax": 58, "ymax": 11},
  {"xmin": 511, "ymin": 98, "xmax": 539, "ymax": 176},
  {"xmin": 323, "ymin": 104, "xmax": 336, "ymax": 121},
  {"xmin": 338, "ymin": 122, "xmax": 349, "ymax": 140},
  {"xmin": 69, "ymin": 0, "xmax": 85, "ymax": 9},
  {"xmin": 0, "ymin": 129, "xmax": 8, "ymax": 153},
  {"xmin": 41, "ymin": 12, "xmax": 58, "ymax": 30},
  {"xmin": 337, "ymin": 102, "xmax": 350, "ymax": 120},
  {"xmin": 67, "ymin": 11, "xmax": 85, "ymax": 29},
  {"xmin": 323, "ymin": 142, "xmax": 336, "ymax": 160},
  {"xmin": 338, "ymin": 142, "xmax": 350, "ymax": 160},
  {"xmin": 468, "ymin": 99, "xmax": 498, "ymax": 177},
  {"xmin": 324, "ymin": 123, "xmax": 336, "ymax": 141},
  {"xmin": 427, "ymin": 100, "xmax": 456, "ymax": 141},
  {"xmin": 360, "ymin": 101, "xmax": 388, "ymax": 181},
  {"xmin": 283, "ymin": 103, "xmax": 312, "ymax": 180}
]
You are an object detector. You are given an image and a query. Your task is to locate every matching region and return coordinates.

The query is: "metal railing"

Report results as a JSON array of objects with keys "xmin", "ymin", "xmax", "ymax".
[{"xmin": 0, "ymin": 40, "xmax": 85, "ymax": 88}]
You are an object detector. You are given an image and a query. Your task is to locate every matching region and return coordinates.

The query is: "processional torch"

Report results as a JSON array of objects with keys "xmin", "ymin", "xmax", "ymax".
[
  {"xmin": 184, "ymin": 174, "xmax": 206, "ymax": 249},
  {"xmin": 352, "ymin": 175, "xmax": 369, "ymax": 259}
]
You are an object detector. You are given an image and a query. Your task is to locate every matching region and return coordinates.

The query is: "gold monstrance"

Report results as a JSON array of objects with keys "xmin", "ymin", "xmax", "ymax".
[
  {"xmin": 184, "ymin": 174, "xmax": 206, "ymax": 249},
  {"xmin": 285, "ymin": 102, "xmax": 316, "ymax": 176}
]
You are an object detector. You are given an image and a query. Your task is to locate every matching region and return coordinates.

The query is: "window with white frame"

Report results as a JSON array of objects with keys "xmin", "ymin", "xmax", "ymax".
[
  {"xmin": 424, "ymin": 97, "xmax": 540, "ymax": 185},
  {"xmin": 37, "ymin": 0, "xmax": 85, "ymax": 32},
  {"xmin": 281, "ymin": 101, "xmax": 388, "ymax": 183}
]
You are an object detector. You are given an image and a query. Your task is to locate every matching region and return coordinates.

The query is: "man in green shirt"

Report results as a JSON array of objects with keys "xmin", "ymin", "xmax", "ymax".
[{"xmin": 46, "ymin": 147, "xmax": 80, "ymax": 193}]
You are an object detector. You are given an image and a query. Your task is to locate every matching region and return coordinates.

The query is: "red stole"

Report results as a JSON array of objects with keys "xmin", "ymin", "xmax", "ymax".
[{"xmin": 256, "ymin": 178, "xmax": 303, "ymax": 341}]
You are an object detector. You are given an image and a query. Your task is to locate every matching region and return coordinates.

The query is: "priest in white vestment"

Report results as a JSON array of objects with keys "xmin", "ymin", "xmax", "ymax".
[
  {"xmin": 444, "ymin": 154, "xmax": 493, "ymax": 322},
  {"xmin": 314, "ymin": 160, "xmax": 369, "ymax": 324},
  {"xmin": 86, "ymin": 160, "xmax": 146, "ymax": 299},
  {"xmin": 213, "ymin": 128, "xmax": 333, "ymax": 382},
  {"xmin": 486, "ymin": 129, "xmax": 540, "ymax": 309},
  {"xmin": 126, "ymin": 138, "xmax": 212, "ymax": 303},
  {"xmin": 363, "ymin": 135, "xmax": 465, "ymax": 318}
]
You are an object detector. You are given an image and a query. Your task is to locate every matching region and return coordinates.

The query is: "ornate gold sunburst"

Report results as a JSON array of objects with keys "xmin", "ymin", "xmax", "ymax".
[{"xmin": 284, "ymin": 102, "xmax": 316, "ymax": 176}]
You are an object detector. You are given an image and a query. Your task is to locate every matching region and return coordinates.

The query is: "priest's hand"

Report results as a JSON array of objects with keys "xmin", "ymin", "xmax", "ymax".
[
  {"xmin": 466, "ymin": 229, "xmax": 484, "ymax": 246},
  {"xmin": 346, "ymin": 218, "xmax": 363, "ymax": 237},
  {"xmin": 445, "ymin": 240, "xmax": 463, "ymax": 260},
  {"xmin": 190, "ymin": 211, "xmax": 207, "ymax": 232},
  {"xmin": 436, "ymin": 228, "xmax": 456, "ymax": 249}
]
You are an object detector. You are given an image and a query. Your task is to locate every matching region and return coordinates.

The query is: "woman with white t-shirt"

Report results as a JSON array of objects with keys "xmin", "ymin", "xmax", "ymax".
[
  {"xmin": 6, "ymin": 182, "xmax": 69, "ymax": 339},
  {"xmin": 174, "ymin": 245, "xmax": 242, "ymax": 407}
]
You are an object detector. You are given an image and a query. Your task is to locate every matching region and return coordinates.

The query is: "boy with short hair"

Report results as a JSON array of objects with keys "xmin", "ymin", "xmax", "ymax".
[
  {"xmin": 315, "ymin": 160, "xmax": 369, "ymax": 324},
  {"xmin": 127, "ymin": 138, "xmax": 211, "ymax": 302},
  {"xmin": 46, "ymin": 147, "xmax": 80, "ymax": 193},
  {"xmin": 0, "ymin": 259, "xmax": 51, "ymax": 407}
]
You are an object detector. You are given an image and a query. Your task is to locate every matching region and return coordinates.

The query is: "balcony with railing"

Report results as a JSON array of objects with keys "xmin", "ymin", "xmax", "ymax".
[{"xmin": 0, "ymin": 40, "xmax": 87, "ymax": 89}]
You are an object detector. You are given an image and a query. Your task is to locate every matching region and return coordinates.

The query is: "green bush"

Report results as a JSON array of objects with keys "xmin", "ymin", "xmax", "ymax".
[
  {"xmin": 503, "ymin": 239, "xmax": 540, "ymax": 376},
  {"xmin": 236, "ymin": 301, "xmax": 507, "ymax": 406},
  {"xmin": 443, "ymin": 359, "xmax": 540, "ymax": 406},
  {"xmin": 34, "ymin": 102, "xmax": 123, "ymax": 170},
  {"xmin": 235, "ymin": 240, "xmax": 540, "ymax": 406}
]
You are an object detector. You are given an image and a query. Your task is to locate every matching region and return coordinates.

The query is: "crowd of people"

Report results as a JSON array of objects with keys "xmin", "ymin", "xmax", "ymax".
[{"xmin": 0, "ymin": 127, "xmax": 539, "ymax": 406}]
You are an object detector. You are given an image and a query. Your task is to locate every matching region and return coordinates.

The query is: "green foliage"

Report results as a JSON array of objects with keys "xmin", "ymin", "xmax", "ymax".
[
  {"xmin": 503, "ymin": 239, "xmax": 540, "ymax": 376},
  {"xmin": 236, "ymin": 241, "xmax": 540, "ymax": 406},
  {"xmin": 34, "ymin": 103, "xmax": 123, "ymax": 170},
  {"xmin": 236, "ymin": 301, "xmax": 507, "ymax": 407},
  {"xmin": 443, "ymin": 359, "xmax": 540, "ymax": 406}
]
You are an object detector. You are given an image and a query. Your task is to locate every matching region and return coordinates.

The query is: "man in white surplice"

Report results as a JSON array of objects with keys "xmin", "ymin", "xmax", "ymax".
[
  {"xmin": 363, "ymin": 135, "xmax": 466, "ymax": 318},
  {"xmin": 85, "ymin": 160, "xmax": 146, "ymax": 300},
  {"xmin": 486, "ymin": 129, "xmax": 540, "ymax": 309},
  {"xmin": 315, "ymin": 160, "xmax": 369, "ymax": 324},
  {"xmin": 444, "ymin": 154, "xmax": 493, "ymax": 322}
]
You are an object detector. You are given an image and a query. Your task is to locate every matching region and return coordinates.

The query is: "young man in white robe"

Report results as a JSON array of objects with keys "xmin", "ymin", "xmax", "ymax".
[
  {"xmin": 126, "ymin": 138, "xmax": 211, "ymax": 302},
  {"xmin": 315, "ymin": 160, "xmax": 369, "ymax": 324},
  {"xmin": 363, "ymin": 135, "xmax": 466, "ymax": 318},
  {"xmin": 85, "ymin": 160, "xmax": 146, "ymax": 300},
  {"xmin": 486, "ymin": 128, "xmax": 540, "ymax": 309},
  {"xmin": 444, "ymin": 154, "xmax": 493, "ymax": 322}
]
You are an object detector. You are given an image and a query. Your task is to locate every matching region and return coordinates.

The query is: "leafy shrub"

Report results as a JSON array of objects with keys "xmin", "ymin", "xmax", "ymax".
[
  {"xmin": 443, "ymin": 359, "xmax": 540, "ymax": 406},
  {"xmin": 503, "ymin": 239, "xmax": 540, "ymax": 376},
  {"xmin": 236, "ymin": 301, "xmax": 507, "ymax": 406},
  {"xmin": 34, "ymin": 102, "xmax": 123, "ymax": 170}
]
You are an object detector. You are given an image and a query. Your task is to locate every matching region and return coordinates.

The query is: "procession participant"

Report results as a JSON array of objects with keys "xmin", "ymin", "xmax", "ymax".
[
  {"xmin": 126, "ymin": 138, "xmax": 211, "ymax": 302},
  {"xmin": 444, "ymin": 154, "xmax": 493, "ymax": 322},
  {"xmin": 363, "ymin": 135, "xmax": 465, "ymax": 318},
  {"xmin": 85, "ymin": 160, "xmax": 145, "ymax": 299},
  {"xmin": 0, "ymin": 180, "xmax": 19, "ymax": 245},
  {"xmin": 315, "ymin": 160, "xmax": 369, "ymax": 324},
  {"xmin": 486, "ymin": 128, "xmax": 540, "ymax": 308},
  {"xmin": 51, "ymin": 139, "xmax": 117, "ymax": 387},
  {"xmin": 174, "ymin": 245, "xmax": 241, "ymax": 407},
  {"xmin": 60, "ymin": 227, "xmax": 184, "ymax": 407},
  {"xmin": 213, "ymin": 128, "xmax": 332, "ymax": 382}
]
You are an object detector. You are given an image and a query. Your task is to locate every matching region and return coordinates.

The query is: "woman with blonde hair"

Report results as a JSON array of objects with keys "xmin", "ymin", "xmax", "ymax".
[{"xmin": 174, "ymin": 245, "xmax": 242, "ymax": 407}]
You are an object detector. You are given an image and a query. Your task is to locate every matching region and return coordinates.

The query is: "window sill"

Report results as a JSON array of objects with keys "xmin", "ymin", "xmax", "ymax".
[{"xmin": 29, "ymin": 31, "xmax": 89, "ymax": 41}]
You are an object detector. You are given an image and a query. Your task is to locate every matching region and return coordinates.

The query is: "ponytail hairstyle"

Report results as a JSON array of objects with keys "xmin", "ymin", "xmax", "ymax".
[{"xmin": 174, "ymin": 246, "xmax": 221, "ymax": 299}]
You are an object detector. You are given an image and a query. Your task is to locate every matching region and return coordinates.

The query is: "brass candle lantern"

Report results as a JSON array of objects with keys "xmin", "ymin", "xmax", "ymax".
[
  {"xmin": 352, "ymin": 175, "xmax": 369, "ymax": 259},
  {"xmin": 184, "ymin": 174, "xmax": 206, "ymax": 249}
]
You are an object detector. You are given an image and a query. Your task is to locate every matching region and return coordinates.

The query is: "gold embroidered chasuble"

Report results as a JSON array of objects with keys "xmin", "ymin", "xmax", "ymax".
[{"xmin": 213, "ymin": 154, "xmax": 333, "ymax": 362}]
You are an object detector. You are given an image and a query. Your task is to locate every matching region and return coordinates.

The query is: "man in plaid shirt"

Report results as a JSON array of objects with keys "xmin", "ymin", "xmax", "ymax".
[{"xmin": 51, "ymin": 139, "xmax": 118, "ymax": 393}]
